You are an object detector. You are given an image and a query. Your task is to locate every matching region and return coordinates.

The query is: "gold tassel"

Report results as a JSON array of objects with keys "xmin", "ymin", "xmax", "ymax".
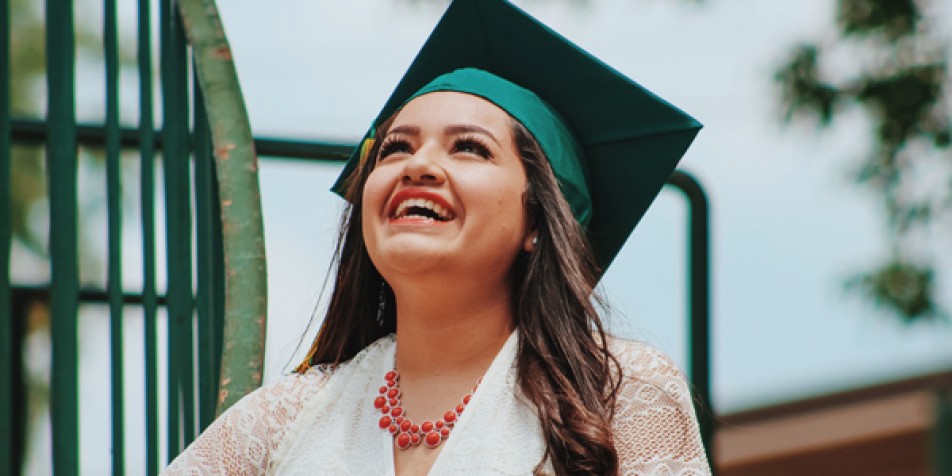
[
  {"xmin": 358, "ymin": 137, "xmax": 376, "ymax": 168},
  {"xmin": 294, "ymin": 344, "xmax": 319, "ymax": 374}
]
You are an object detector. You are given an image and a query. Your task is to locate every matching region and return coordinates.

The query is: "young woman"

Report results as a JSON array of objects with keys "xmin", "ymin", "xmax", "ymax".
[{"xmin": 164, "ymin": 1, "xmax": 709, "ymax": 474}]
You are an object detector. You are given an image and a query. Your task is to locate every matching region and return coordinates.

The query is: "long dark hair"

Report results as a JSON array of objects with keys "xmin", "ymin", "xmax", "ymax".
[{"xmin": 296, "ymin": 116, "xmax": 621, "ymax": 475}]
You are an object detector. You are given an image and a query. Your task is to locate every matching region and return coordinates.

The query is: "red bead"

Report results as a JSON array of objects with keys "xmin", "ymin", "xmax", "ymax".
[
  {"xmin": 424, "ymin": 431, "xmax": 441, "ymax": 448},
  {"xmin": 373, "ymin": 372, "xmax": 482, "ymax": 450}
]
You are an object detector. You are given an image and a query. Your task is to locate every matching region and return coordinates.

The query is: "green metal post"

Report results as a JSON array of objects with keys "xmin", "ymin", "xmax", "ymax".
[
  {"xmin": 138, "ymin": 0, "xmax": 159, "ymax": 473},
  {"xmin": 161, "ymin": 0, "xmax": 196, "ymax": 454},
  {"xmin": 193, "ymin": 80, "xmax": 221, "ymax": 430},
  {"xmin": 46, "ymin": 0, "xmax": 80, "ymax": 474},
  {"xmin": 935, "ymin": 389, "xmax": 952, "ymax": 476},
  {"xmin": 0, "ymin": 0, "xmax": 13, "ymax": 472},
  {"xmin": 104, "ymin": 0, "xmax": 126, "ymax": 473},
  {"xmin": 177, "ymin": 0, "xmax": 267, "ymax": 414},
  {"xmin": 668, "ymin": 171, "xmax": 715, "ymax": 467}
]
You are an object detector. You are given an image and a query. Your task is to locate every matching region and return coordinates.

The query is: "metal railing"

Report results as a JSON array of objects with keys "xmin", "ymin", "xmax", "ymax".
[{"xmin": 3, "ymin": 0, "xmax": 229, "ymax": 473}]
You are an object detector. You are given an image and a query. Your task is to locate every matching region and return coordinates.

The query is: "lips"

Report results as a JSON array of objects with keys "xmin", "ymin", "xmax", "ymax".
[{"xmin": 388, "ymin": 189, "xmax": 457, "ymax": 223}]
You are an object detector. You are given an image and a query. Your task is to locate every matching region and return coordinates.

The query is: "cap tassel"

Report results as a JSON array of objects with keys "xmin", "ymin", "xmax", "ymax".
[{"xmin": 358, "ymin": 133, "xmax": 377, "ymax": 168}]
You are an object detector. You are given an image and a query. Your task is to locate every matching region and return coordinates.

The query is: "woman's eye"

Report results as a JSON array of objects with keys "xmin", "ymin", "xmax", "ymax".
[
  {"xmin": 378, "ymin": 139, "xmax": 412, "ymax": 159},
  {"xmin": 453, "ymin": 138, "xmax": 492, "ymax": 159}
]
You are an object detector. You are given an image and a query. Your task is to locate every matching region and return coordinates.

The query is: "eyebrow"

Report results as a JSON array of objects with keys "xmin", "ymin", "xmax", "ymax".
[
  {"xmin": 444, "ymin": 125, "xmax": 501, "ymax": 147},
  {"xmin": 386, "ymin": 124, "xmax": 502, "ymax": 147}
]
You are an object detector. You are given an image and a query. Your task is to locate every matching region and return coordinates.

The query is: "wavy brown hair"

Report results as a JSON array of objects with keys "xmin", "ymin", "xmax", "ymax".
[{"xmin": 296, "ymin": 115, "xmax": 622, "ymax": 475}]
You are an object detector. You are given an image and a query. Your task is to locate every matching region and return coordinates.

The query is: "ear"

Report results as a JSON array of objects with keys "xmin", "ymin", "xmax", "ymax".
[{"xmin": 523, "ymin": 231, "xmax": 538, "ymax": 253}]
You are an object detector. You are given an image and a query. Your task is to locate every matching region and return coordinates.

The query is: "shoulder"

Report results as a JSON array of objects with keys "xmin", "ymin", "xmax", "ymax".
[
  {"xmin": 162, "ymin": 367, "xmax": 334, "ymax": 475},
  {"xmin": 604, "ymin": 336, "xmax": 711, "ymax": 475},
  {"xmin": 605, "ymin": 336, "xmax": 694, "ymax": 406},
  {"xmin": 241, "ymin": 365, "xmax": 334, "ymax": 414}
]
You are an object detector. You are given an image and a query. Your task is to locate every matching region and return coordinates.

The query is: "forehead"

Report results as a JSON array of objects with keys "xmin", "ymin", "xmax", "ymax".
[{"xmin": 390, "ymin": 91, "xmax": 514, "ymax": 132}]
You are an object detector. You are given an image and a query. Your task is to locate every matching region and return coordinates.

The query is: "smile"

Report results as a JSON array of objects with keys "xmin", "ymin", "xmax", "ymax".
[{"xmin": 388, "ymin": 190, "xmax": 457, "ymax": 223}]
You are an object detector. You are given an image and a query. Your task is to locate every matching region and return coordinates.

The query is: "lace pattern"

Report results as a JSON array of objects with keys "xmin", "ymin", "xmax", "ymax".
[
  {"xmin": 163, "ymin": 368, "xmax": 330, "ymax": 475},
  {"xmin": 162, "ymin": 336, "xmax": 710, "ymax": 475},
  {"xmin": 609, "ymin": 339, "xmax": 711, "ymax": 475}
]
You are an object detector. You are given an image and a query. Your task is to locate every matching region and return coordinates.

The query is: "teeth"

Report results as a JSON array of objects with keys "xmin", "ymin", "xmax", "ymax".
[{"xmin": 392, "ymin": 197, "xmax": 454, "ymax": 220}]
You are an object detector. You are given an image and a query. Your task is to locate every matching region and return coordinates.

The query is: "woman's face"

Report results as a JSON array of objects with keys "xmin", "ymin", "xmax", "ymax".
[{"xmin": 362, "ymin": 92, "xmax": 531, "ymax": 283}]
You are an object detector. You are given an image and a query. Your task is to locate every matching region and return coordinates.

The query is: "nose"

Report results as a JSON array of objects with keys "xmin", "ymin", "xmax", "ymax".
[{"xmin": 401, "ymin": 143, "xmax": 445, "ymax": 185}]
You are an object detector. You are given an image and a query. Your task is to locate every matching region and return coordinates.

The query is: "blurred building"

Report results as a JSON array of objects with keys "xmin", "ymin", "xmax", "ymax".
[{"xmin": 716, "ymin": 370, "xmax": 952, "ymax": 476}]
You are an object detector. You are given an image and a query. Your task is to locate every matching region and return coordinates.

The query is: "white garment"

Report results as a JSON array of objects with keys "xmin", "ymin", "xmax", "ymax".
[{"xmin": 163, "ymin": 334, "xmax": 711, "ymax": 475}]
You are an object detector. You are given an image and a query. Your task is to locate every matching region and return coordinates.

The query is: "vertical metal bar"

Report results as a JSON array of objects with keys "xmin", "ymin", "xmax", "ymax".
[
  {"xmin": 192, "ymin": 77, "xmax": 218, "ymax": 430},
  {"xmin": 138, "ymin": 0, "xmax": 159, "ymax": 473},
  {"xmin": 104, "ymin": 0, "xmax": 125, "ymax": 473},
  {"xmin": 161, "ymin": 0, "xmax": 195, "ymax": 455},
  {"xmin": 667, "ymin": 171, "xmax": 714, "ymax": 470},
  {"xmin": 0, "ymin": 0, "xmax": 14, "ymax": 472},
  {"xmin": 46, "ymin": 0, "xmax": 80, "ymax": 473},
  {"xmin": 935, "ymin": 389, "xmax": 952, "ymax": 476},
  {"xmin": 159, "ymin": 0, "xmax": 178, "ymax": 455},
  {"xmin": 211, "ymin": 175, "xmax": 224, "ymax": 417}
]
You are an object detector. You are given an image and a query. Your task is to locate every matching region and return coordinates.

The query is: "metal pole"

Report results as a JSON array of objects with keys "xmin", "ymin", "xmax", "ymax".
[
  {"xmin": 137, "ymin": 0, "xmax": 160, "ymax": 471},
  {"xmin": 0, "ymin": 0, "xmax": 15, "ymax": 472},
  {"xmin": 667, "ymin": 170, "xmax": 714, "ymax": 469},
  {"xmin": 161, "ymin": 0, "xmax": 196, "ymax": 454},
  {"xmin": 104, "ymin": 0, "xmax": 126, "ymax": 472},
  {"xmin": 46, "ymin": 0, "xmax": 80, "ymax": 473}
]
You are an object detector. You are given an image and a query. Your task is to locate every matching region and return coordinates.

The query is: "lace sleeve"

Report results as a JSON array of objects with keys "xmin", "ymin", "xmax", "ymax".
[
  {"xmin": 161, "ymin": 368, "xmax": 329, "ymax": 476},
  {"xmin": 609, "ymin": 339, "xmax": 712, "ymax": 476}
]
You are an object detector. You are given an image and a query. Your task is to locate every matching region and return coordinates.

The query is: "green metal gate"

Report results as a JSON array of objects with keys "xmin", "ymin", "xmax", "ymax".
[{"xmin": 1, "ymin": 0, "xmax": 266, "ymax": 473}]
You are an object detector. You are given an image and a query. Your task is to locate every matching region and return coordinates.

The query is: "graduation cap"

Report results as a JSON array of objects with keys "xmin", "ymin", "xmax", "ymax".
[{"xmin": 332, "ymin": 0, "xmax": 701, "ymax": 273}]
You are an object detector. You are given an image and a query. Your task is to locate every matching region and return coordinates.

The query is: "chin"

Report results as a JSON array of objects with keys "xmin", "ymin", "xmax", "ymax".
[{"xmin": 372, "ymin": 243, "xmax": 453, "ymax": 276}]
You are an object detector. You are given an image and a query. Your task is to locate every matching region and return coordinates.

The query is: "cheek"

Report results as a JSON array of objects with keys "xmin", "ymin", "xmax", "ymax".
[
  {"xmin": 361, "ymin": 169, "xmax": 390, "ymax": 215},
  {"xmin": 360, "ymin": 169, "xmax": 391, "ymax": 248}
]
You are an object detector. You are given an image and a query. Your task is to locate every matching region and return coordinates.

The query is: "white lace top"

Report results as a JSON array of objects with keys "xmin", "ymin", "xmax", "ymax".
[{"xmin": 163, "ymin": 333, "xmax": 710, "ymax": 475}]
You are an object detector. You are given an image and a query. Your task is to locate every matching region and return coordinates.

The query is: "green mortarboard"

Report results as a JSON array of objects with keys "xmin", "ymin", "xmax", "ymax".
[{"xmin": 332, "ymin": 0, "xmax": 702, "ymax": 273}]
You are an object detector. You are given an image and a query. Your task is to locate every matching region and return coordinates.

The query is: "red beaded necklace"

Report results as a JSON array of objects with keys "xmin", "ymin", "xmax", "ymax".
[{"xmin": 374, "ymin": 370, "xmax": 477, "ymax": 449}]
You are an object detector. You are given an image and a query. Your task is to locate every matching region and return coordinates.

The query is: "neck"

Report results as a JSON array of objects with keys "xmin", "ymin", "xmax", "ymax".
[{"xmin": 390, "ymin": 276, "xmax": 514, "ymax": 378}]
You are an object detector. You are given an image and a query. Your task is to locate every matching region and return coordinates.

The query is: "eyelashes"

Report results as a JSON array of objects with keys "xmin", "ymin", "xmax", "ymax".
[
  {"xmin": 377, "ymin": 134, "xmax": 494, "ymax": 161},
  {"xmin": 451, "ymin": 135, "xmax": 493, "ymax": 159},
  {"xmin": 378, "ymin": 137, "xmax": 412, "ymax": 159}
]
